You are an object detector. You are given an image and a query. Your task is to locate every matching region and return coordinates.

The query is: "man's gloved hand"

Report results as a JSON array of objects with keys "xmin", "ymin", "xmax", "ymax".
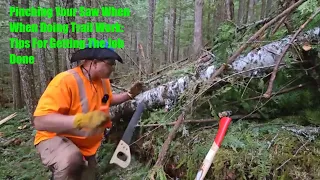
[
  {"xmin": 127, "ymin": 81, "xmax": 144, "ymax": 99},
  {"xmin": 73, "ymin": 111, "xmax": 110, "ymax": 129}
]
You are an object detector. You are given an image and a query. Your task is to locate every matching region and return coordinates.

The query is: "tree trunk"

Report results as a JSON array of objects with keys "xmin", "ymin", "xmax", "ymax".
[
  {"xmin": 18, "ymin": 0, "xmax": 37, "ymax": 122},
  {"xmin": 193, "ymin": 0, "xmax": 204, "ymax": 56},
  {"xmin": 247, "ymin": 0, "xmax": 255, "ymax": 23},
  {"xmin": 65, "ymin": 0, "xmax": 77, "ymax": 69},
  {"xmin": 243, "ymin": 0, "xmax": 249, "ymax": 24},
  {"xmin": 162, "ymin": 11, "xmax": 168, "ymax": 65},
  {"xmin": 237, "ymin": 0, "xmax": 245, "ymax": 25},
  {"xmin": 225, "ymin": 0, "xmax": 234, "ymax": 21},
  {"xmin": 169, "ymin": 0, "xmax": 177, "ymax": 63},
  {"xmin": 137, "ymin": 31, "xmax": 142, "ymax": 79},
  {"xmin": 265, "ymin": 0, "xmax": 272, "ymax": 17},
  {"xmin": 164, "ymin": 13, "xmax": 170, "ymax": 64},
  {"xmin": 147, "ymin": 0, "xmax": 155, "ymax": 74},
  {"xmin": 166, "ymin": 9, "xmax": 171, "ymax": 64},
  {"xmin": 84, "ymin": 0, "xmax": 92, "ymax": 38},
  {"xmin": 176, "ymin": 3, "xmax": 182, "ymax": 61},
  {"xmin": 260, "ymin": 0, "xmax": 266, "ymax": 19},
  {"xmin": 91, "ymin": 0, "xmax": 97, "ymax": 39},
  {"xmin": 134, "ymin": 30, "xmax": 138, "ymax": 67},
  {"xmin": 34, "ymin": 0, "xmax": 49, "ymax": 94},
  {"xmin": 50, "ymin": 0, "xmax": 59, "ymax": 76},
  {"xmin": 10, "ymin": 50, "xmax": 22, "ymax": 109},
  {"xmin": 9, "ymin": 0, "xmax": 22, "ymax": 109}
]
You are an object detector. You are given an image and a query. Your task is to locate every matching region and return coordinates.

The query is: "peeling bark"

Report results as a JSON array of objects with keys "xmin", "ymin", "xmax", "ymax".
[
  {"xmin": 110, "ymin": 27, "xmax": 320, "ymax": 122},
  {"xmin": 282, "ymin": 125, "xmax": 320, "ymax": 140}
]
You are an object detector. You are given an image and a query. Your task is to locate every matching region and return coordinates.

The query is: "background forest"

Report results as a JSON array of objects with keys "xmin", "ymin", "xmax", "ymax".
[{"xmin": 0, "ymin": 0, "xmax": 320, "ymax": 179}]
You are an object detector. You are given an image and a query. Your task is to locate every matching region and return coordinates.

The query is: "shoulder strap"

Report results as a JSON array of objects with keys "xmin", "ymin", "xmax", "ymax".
[
  {"xmin": 67, "ymin": 69, "xmax": 89, "ymax": 113},
  {"xmin": 101, "ymin": 79, "xmax": 107, "ymax": 95}
]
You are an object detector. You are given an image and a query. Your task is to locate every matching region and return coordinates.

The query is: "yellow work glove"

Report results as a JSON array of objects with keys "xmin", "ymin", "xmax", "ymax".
[
  {"xmin": 73, "ymin": 111, "xmax": 110, "ymax": 129},
  {"xmin": 127, "ymin": 81, "xmax": 144, "ymax": 99}
]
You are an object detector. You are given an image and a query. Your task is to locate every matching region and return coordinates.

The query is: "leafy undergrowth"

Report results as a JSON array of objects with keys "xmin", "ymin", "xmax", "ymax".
[
  {"xmin": 1, "ymin": 107, "xmax": 320, "ymax": 180},
  {"xmin": 138, "ymin": 114, "xmax": 320, "ymax": 180}
]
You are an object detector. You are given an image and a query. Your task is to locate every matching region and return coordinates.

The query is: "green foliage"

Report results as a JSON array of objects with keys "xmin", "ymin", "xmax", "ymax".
[
  {"xmin": 304, "ymin": 107, "xmax": 320, "ymax": 125},
  {"xmin": 297, "ymin": 0, "xmax": 319, "ymax": 17},
  {"xmin": 292, "ymin": 0, "xmax": 320, "ymax": 30},
  {"xmin": 211, "ymin": 22, "xmax": 238, "ymax": 63}
]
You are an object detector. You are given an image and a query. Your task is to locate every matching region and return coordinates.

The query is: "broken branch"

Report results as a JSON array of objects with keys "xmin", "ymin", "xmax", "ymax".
[
  {"xmin": 0, "ymin": 113, "xmax": 17, "ymax": 126},
  {"xmin": 155, "ymin": 113, "xmax": 185, "ymax": 166},
  {"xmin": 238, "ymin": 82, "xmax": 308, "ymax": 103},
  {"xmin": 148, "ymin": 112, "xmax": 185, "ymax": 179},
  {"xmin": 263, "ymin": 8, "xmax": 320, "ymax": 98}
]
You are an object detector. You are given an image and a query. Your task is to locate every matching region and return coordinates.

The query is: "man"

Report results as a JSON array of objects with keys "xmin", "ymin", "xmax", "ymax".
[{"xmin": 33, "ymin": 41, "xmax": 143, "ymax": 180}]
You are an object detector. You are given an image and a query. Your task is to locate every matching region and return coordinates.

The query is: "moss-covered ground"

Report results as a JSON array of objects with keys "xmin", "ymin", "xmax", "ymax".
[{"xmin": 1, "ymin": 107, "xmax": 319, "ymax": 180}]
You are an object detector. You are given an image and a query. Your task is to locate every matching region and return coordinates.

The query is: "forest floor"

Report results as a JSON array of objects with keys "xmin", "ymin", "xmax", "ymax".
[{"xmin": 1, "ymin": 107, "xmax": 320, "ymax": 180}]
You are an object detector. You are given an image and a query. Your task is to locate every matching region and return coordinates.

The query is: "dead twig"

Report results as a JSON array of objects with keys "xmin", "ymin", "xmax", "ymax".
[
  {"xmin": 238, "ymin": 78, "xmax": 300, "ymax": 121},
  {"xmin": 275, "ymin": 140, "xmax": 310, "ymax": 171},
  {"xmin": 267, "ymin": 133, "xmax": 279, "ymax": 150},
  {"xmin": 138, "ymin": 44, "xmax": 147, "ymax": 79},
  {"xmin": 264, "ymin": 8, "xmax": 320, "ymax": 98},
  {"xmin": 227, "ymin": 82, "xmax": 309, "ymax": 105},
  {"xmin": 148, "ymin": 112, "xmax": 185, "ymax": 180}
]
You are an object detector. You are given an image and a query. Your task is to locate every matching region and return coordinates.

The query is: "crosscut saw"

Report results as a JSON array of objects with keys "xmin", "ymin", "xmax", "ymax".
[{"xmin": 109, "ymin": 102, "xmax": 146, "ymax": 168}]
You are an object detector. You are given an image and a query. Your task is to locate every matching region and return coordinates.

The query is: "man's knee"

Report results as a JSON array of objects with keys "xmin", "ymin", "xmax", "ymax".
[
  {"xmin": 57, "ymin": 150, "xmax": 85, "ymax": 177},
  {"xmin": 35, "ymin": 136, "xmax": 86, "ymax": 179}
]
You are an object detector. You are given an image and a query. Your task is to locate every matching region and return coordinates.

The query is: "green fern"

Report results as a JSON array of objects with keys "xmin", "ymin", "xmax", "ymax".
[{"xmin": 305, "ymin": 108, "xmax": 320, "ymax": 125}]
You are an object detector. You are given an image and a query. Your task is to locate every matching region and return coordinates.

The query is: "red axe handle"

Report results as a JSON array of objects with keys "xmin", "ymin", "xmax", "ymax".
[{"xmin": 195, "ymin": 116, "xmax": 232, "ymax": 180}]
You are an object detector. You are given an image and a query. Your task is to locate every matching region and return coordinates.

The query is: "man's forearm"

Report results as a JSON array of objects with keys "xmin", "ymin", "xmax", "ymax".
[
  {"xmin": 111, "ymin": 92, "xmax": 132, "ymax": 106},
  {"xmin": 33, "ymin": 113, "xmax": 75, "ymax": 133}
]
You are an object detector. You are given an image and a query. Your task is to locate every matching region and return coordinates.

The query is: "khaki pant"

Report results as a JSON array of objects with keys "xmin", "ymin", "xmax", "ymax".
[{"xmin": 35, "ymin": 136, "xmax": 97, "ymax": 180}]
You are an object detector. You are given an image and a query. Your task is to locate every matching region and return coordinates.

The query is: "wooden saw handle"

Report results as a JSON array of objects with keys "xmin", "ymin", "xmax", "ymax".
[{"xmin": 109, "ymin": 140, "xmax": 131, "ymax": 168}]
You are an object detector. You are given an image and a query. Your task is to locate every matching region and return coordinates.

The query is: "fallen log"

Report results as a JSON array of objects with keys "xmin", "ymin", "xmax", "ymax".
[
  {"xmin": 109, "ymin": 27, "xmax": 320, "ymax": 122},
  {"xmin": 282, "ymin": 125, "xmax": 320, "ymax": 140}
]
